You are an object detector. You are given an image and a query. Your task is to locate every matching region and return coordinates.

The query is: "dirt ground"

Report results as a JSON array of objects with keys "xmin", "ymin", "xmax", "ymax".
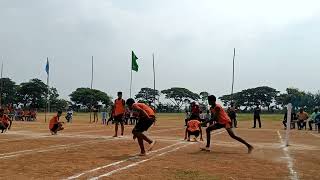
[{"xmin": 0, "ymin": 113, "xmax": 319, "ymax": 180}]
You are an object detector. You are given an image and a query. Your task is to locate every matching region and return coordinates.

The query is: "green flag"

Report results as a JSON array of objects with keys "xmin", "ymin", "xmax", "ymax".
[{"xmin": 132, "ymin": 51, "xmax": 139, "ymax": 72}]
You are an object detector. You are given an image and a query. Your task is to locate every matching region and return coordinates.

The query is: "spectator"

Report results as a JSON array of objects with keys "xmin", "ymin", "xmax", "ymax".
[
  {"xmin": 309, "ymin": 108, "xmax": 319, "ymax": 131},
  {"xmin": 297, "ymin": 108, "xmax": 309, "ymax": 130}
]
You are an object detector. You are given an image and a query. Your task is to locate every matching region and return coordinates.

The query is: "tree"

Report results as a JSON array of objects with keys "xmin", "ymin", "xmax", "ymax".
[
  {"xmin": 135, "ymin": 87, "xmax": 159, "ymax": 104},
  {"xmin": 0, "ymin": 78, "xmax": 17, "ymax": 105},
  {"xmin": 161, "ymin": 87, "xmax": 200, "ymax": 110},
  {"xmin": 69, "ymin": 88, "xmax": 112, "ymax": 108},
  {"xmin": 16, "ymin": 78, "xmax": 48, "ymax": 108},
  {"xmin": 199, "ymin": 91, "xmax": 209, "ymax": 105},
  {"xmin": 50, "ymin": 99, "xmax": 69, "ymax": 111}
]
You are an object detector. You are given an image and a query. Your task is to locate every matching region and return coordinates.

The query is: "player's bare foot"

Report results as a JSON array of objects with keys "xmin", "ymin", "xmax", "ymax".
[
  {"xmin": 139, "ymin": 152, "xmax": 147, "ymax": 156},
  {"xmin": 113, "ymin": 135, "xmax": 118, "ymax": 137},
  {"xmin": 200, "ymin": 147, "xmax": 211, "ymax": 152},
  {"xmin": 148, "ymin": 140, "xmax": 156, "ymax": 151},
  {"xmin": 248, "ymin": 145, "xmax": 254, "ymax": 154}
]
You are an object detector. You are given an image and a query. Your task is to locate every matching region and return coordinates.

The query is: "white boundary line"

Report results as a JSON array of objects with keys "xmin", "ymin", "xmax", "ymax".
[
  {"xmin": 310, "ymin": 133, "xmax": 320, "ymax": 138},
  {"xmin": 91, "ymin": 143, "xmax": 192, "ymax": 180},
  {"xmin": 65, "ymin": 142, "xmax": 184, "ymax": 180},
  {"xmin": 90, "ymin": 130, "xmax": 225, "ymax": 179},
  {"xmin": 277, "ymin": 131, "xmax": 299, "ymax": 180},
  {"xmin": 66, "ymin": 130, "xmax": 225, "ymax": 180}
]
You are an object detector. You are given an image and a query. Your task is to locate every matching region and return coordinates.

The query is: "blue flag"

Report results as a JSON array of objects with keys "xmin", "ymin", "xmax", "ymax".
[{"xmin": 45, "ymin": 59, "xmax": 49, "ymax": 75}]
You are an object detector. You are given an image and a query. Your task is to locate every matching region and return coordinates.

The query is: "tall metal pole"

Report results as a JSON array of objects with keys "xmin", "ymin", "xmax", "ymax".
[
  {"xmin": 89, "ymin": 56, "xmax": 93, "ymax": 123},
  {"xmin": 0, "ymin": 61, "xmax": 3, "ymax": 108},
  {"xmin": 130, "ymin": 57, "xmax": 133, "ymax": 98},
  {"xmin": 231, "ymin": 48, "xmax": 236, "ymax": 102},
  {"xmin": 45, "ymin": 57, "xmax": 50, "ymax": 123},
  {"xmin": 152, "ymin": 53, "xmax": 156, "ymax": 106}
]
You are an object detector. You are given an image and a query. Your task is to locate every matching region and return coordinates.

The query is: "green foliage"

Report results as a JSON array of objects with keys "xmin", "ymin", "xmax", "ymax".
[
  {"xmin": 220, "ymin": 86, "xmax": 279, "ymax": 110},
  {"xmin": 16, "ymin": 78, "xmax": 48, "ymax": 108},
  {"xmin": 0, "ymin": 78, "xmax": 17, "ymax": 105},
  {"xmin": 69, "ymin": 88, "xmax": 111, "ymax": 108},
  {"xmin": 135, "ymin": 87, "xmax": 159, "ymax": 104},
  {"xmin": 161, "ymin": 87, "xmax": 200, "ymax": 110}
]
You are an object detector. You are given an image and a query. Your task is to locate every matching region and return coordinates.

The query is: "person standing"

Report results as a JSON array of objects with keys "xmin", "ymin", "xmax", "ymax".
[
  {"xmin": 252, "ymin": 105, "xmax": 261, "ymax": 128},
  {"xmin": 113, "ymin": 92, "xmax": 126, "ymax": 137},
  {"xmin": 228, "ymin": 102, "xmax": 237, "ymax": 128}
]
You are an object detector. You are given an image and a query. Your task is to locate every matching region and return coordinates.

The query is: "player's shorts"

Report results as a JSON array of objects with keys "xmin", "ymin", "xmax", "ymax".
[
  {"xmin": 188, "ymin": 130, "xmax": 200, "ymax": 137},
  {"xmin": 50, "ymin": 123, "xmax": 59, "ymax": 132},
  {"xmin": 114, "ymin": 114, "xmax": 124, "ymax": 124},
  {"xmin": 133, "ymin": 116, "xmax": 155, "ymax": 133},
  {"xmin": 212, "ymin": 122, "xmax": 232, "ymax": 129}
]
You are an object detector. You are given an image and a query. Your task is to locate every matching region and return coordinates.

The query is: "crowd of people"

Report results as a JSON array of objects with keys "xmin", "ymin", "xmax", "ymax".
[{"xmin": 283, "ymin": 107, "xmax": 320, "ymax": 132}]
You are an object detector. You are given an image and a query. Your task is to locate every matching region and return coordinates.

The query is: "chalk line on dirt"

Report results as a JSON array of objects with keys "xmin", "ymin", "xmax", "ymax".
[
  {"xmin": 67, "ymin": 130, "xmax": 224, "ymax": 180},
  {"xmin": 65, "ymin": 142, "xmax": 185, "ymax": 180},
  {"xmin": 277, "ymin": 131, "xmax": 299, "ymax": 180}
]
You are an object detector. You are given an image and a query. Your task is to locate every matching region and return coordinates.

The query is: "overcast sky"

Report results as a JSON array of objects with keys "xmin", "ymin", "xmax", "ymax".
[{"xmin": 0, "ymin": 0, "xmax": 319, "ymax": 101}]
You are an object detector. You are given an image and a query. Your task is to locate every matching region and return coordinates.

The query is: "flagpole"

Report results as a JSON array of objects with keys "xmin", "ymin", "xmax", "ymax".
[
  {"xmin": 130, "ymin": 54, "xmax": 133, "ymax": 98},
  {"xmin": 45, "ymin": 57, "xmax": 50, "ymax": 123},
  {"xmin": 0, "ymin": 61, "xmax": 3, "ymax": 108},
  {"xmin": 89, "ymin": 56, "xmax": 93, "ymax": 123},
  {"xmin": 231, "ymin": 48, "xmax": 236, "ymax": 103},
  {"xmin": 152, "ymin": 53, "xmax": 156, "ymax": 106}
]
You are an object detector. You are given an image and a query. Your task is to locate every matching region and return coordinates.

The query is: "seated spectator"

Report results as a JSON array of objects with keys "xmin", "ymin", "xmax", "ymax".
[
  {"xmin": 297, "ymin": 108, "xmax": 309, "ymax": 130},
  {"xmin": 309, "ymin": 108, "xmax": 319, "ymax": 130}
]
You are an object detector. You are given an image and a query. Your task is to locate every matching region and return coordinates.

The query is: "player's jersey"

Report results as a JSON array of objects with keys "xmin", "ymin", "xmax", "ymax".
[
  {"xmin": 211, "ymin": 104, "xmax": 231, "ymax": 125},
  {"xmin": 114, "ymin": 99, "xmax": 125, "ymax": 116},
  {"xmin": 0, "ymin": 115, "xmax": 10, "ymax": 127},
  {"xmin": 132, "ymin": 103, "xmax": 155, "ymax": 117},
  {"xmin": 49, "ymin": 115, "xmax": 59, "ymax": 129},
  {"xmin": 187, "ymin": 120, "xmax": 201, "ymax": 132}
]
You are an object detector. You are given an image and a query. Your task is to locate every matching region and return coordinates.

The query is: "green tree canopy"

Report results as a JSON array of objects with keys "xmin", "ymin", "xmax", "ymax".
[
  {"xmin": 70, "ymin": 88, "xmax": 111, "ymax": 108},
  {"xmin": 17, "ymin": 78, "xmax": 48, "ymax": 108},
  {"xmin": 0, "ymin": 78, "xmax": 17, "ymax": 105},
  {"xmin": 135, "ymin": 87, "xmax": 159, "ymax": 104},
  {"xmin": 161, "ymin": 87, "xmax": 200, "ymax": 110}
]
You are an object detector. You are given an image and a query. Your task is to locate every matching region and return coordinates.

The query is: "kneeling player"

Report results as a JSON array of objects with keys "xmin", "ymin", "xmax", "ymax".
[
  {"xmin": 126, "ymin": 98, "xmax": 156, "ymax": 156},
  {"xmin": 201, "ymin": 95, "xmax": 253, "ymax": 153},
  {"xmin": 49, "ymin": 111, "xmax": 64, "ymax": 135},
  {"xmin": 185, "ymin": 115, "xmax": 203, "ymax": 141},
  {"xmin": 0, "ymin": 109, "xmax": 11, "ymax": 133}
]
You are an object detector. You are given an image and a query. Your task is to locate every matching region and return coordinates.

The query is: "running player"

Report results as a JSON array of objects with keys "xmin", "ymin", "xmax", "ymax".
[
  {"xmin": 201, "ymin": 95, "xmax": 254, "ymax": 153},
  {"xmin": 0, "ymin": 109, "xmax": 11, "ymax": 133},
  {"xmin": 49, "ymin": 111, "xmax": 64, "ymax": 135},
  {"xmin": 126, "ymin": 98, "xmax": 156, "ymax": 156},
  {"xmin": 185, "ymin": 115, "xmax": 203, "ymax": 141},
  {"xmin": 113, "ymin": 92, "xmax": 126, "ymax": 137}
]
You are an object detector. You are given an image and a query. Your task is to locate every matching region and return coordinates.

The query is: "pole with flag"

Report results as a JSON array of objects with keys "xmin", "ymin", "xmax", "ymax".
[
  {"xmin": 130, "ymin": 51, "xmax": 139, "ymax": 98},
  {"xmin": 89, "ymin": 56, "xmax": 93, "ymax": 123},
  {"xmin": 45, "ymin": 58, "xmax": 50, "ymax": 123}
]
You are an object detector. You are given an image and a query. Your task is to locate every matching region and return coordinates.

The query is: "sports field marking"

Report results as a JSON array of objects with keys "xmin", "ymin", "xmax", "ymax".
[
  {"xmin": 89, "ymin": 130, "xmax": 225, "ymax": 179},
  {"xmin": 310, "ymin": 133, "xmax": 320, "ymax": 138},
  {"xmin": 0, "ymin": 137, "xmax": 120, "ymax": 160},
  {"xmin": 65, "ymin": 142, "xmax": 185, "ymax": 180},
  {"xmin": 277, "ymin": 131, "xmax": 299, "ymax": 180}
]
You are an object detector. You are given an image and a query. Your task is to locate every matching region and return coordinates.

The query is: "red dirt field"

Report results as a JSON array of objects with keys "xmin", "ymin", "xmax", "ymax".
[{"xmin": 1, "ymin": 113, "xmax": 319, "ymax": 180}]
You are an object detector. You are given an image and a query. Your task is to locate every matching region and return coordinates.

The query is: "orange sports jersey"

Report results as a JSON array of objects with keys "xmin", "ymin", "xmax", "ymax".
[
  {"xmin": 114, "ymin": 99, "xmax": 125, "ymax": 116},
  {"xmin": 49, "ymin": 115, "xmax": 59, "ymax": 130},
  {"xmin": 187, "ymin": 119, "xmax": 201, "ymax": 132},
  {"xmin": 132, "ymin": 103, "xmax": 155, "ymax": 117},
  {"xmin": 0, "ymin": 115, "xmax": 10, "ymax": 126},
  {"xmin": 211, "ymin": 104, "xmax": 231, "ymax": 125}
]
